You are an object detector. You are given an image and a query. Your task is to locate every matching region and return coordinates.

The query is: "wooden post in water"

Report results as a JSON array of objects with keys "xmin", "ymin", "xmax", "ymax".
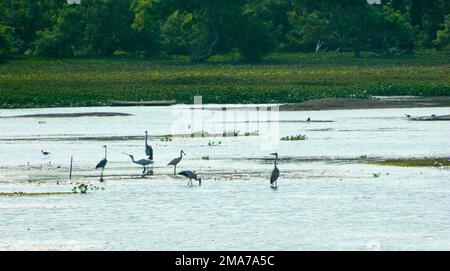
[{"xmin": 69, "ymin": 156, "xmax": 73, "ymax": 180}]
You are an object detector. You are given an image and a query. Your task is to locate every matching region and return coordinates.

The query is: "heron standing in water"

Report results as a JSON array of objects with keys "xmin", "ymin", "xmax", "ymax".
[
  {"xmin": 145, "ymin": 131, "xmax": 154, "ymax": 160},
  {"xmin": 95, "ymin": 145, "xmax": 108, "ymax": 182},
  {"xmin": 168, "ymin": 150, "xmax": 186, "ymax": 175},
  {"xmin": 124, "ymin": 153, "xmax": 154, "ymax": 177},
  {"xmin": 178, "ymin": 170, "xmax": 201, "ymax": 186},
  {"xmin": 270, "ymin": 153, "xmax": 279, "ymax": 189}
]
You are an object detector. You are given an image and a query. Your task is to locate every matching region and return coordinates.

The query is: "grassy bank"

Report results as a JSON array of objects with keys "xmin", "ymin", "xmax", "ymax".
[{"xmin": 0, "ymin": 52, "xmax": 449, "ymax": 108}]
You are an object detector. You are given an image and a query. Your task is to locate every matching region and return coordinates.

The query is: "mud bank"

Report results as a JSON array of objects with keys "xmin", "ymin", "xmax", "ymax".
[
  {"xmin": 278, "ymin": 96, "xmax": 450, "ymax": 111},
  {"xmin": 369, "ymin": 158, "xmax": 450, "ymax": 167},
  {"xmin": 411, "ymin": 114, "xmax": 450, "ymax": 121},
  {"xmin": 0, "ymin": 131, "xmax": 259, "ymax": 142},
  {"xmin": 197, "ymin": 96, "xmax": 450, "ymax": 112},
  {"xmin": 0, "ymin": 192, "xmax": 75, "ymax": 197},
  {"xmin": 1, "ymin": 112, "xmax": 132, "ymax": 118}
]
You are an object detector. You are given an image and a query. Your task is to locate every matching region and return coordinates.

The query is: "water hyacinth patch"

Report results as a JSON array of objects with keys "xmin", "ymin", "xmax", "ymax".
[
  {"xmin": 0, "ymin": 52, "xmax": 448, "ymax": 109},
  {"xmin": 281, "ymin": 135, "xmax": 307, "ymax": 141},
  {"xmin": 72, "ymin": 183, "xmax": 104, "ymax": 194}
]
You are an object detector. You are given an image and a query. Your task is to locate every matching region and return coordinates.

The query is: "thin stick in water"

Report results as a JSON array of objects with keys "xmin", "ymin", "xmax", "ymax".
[{"xmin": 69, "ymin": 156, "xmax": 73, "ymax": 180}]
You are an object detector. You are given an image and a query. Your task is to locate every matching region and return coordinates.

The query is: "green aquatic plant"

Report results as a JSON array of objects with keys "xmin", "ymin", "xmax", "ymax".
[
  {"xmin": 71, "ymin": 183, "xmax": 104, "ymax": 194},
  {"xmin": 160, "ymin": 136, "xmax": 173, "ymax": 142},
  {"xmin": 208, "ymin": 141, "xmax": 222, "ymax": 146},
  {"xmin": 0, "ymin": 52, "xmax": 449, "ymax": 109},
  {"xmin": 369, "ymin": 158, "xmax": 450, "ymax": 167},
  {"xmin": 280, "ymin": 135, "xmax": 307, "ymax": 141}
]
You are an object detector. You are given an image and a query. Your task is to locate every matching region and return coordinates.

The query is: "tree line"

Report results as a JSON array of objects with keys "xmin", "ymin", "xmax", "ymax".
[{"xmin": 1, "ymin": 0, "xmax": 449, "ymax": 63}]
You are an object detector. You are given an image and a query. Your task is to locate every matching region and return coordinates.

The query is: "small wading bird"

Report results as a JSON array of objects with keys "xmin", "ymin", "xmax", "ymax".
[
  {"xmin": 41, "ymin": 150, "xmax": 50, "ymax": 156},
  {"xmin": 168, "ymin": 150, "xmax": 186, "ymax": 175},
  {"xmin": 95, "ymin": 145, "xmax": 108, "ymax": 182},
  {"xmin": 145, "ymin": 131, "xmax": 154, "ymax": 160},
  {"xmin": 178, "ymin": 170, "xmax": 201, "ymax": 186},
  {"xmin": 270, "ymin": 153, "xmax": 280, "ymax": 189},
  {"xmin": 405, "ymin": 114, "xmax": 411, "ymax": 118},
  {"xmin": 124, "ymin": 153, "xmax": 154, "ymax": 176}
]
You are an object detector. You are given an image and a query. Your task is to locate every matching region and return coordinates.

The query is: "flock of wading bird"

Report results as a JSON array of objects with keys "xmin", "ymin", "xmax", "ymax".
[{"xmin": 92, "ymin": 131, "xmax": 280, "ymax": 189}]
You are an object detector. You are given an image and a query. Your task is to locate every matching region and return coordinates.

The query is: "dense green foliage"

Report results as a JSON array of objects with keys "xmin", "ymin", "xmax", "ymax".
[
  {"xmin": 1, "ymin": 1, "xmax": 449, "ymax": 108},
  {"xmin": 434, "ymin": 14, "xmax": 450, "ymax": 51},
  {"xmin": 0, "ymin": 24, "xmax": 12, "ymax": 62},
  {"xmin": 0, "ymin": 52, "xmax": 448, "ymax": 108},
  {"xmin": 0, "ymin": 0, "xmax": 448, "ymax": 62}
]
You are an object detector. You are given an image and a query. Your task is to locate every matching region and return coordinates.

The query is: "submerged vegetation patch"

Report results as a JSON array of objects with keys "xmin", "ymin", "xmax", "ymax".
[
  {"xmin": 160, "ymin": 136, "xmax": 173, "ymax": 142},
  {"xmin": 281, "ymin": 135, "xmax": 307, "ymax": 141},
  {"xmin": 369, "ymin": 158, "xmax": 450, "ymax": 167},
  {"xmin": 72, "ymin": 183, "xmax": 104, "ymax": 194},
  {"xmin": 0, "ymin": 192, "xmax": 75, "ymax": 197},
  {"xmin": 208, "ymin": 141, "xmax": 222, "ymax": 146}
]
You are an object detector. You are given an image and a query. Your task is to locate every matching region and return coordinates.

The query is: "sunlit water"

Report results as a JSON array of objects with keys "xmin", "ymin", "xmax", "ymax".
[{"xmin": 0, "ymin": 105, "xmax": 449, "ymax": 250}]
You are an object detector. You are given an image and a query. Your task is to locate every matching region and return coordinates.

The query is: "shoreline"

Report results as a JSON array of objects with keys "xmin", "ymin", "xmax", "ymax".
[
  {"xmin": 280, "ymin": 96, "xmax": 450, "ymax": 111},
  {"xmin": 1, "ymin": 54, "xmax": 448, "ymax": 109},
  {"xmin": 1, "ymin": 96, "xmax": 450, "ymax": 112},
  {"xmin": 0, "ymin": 112, "xmax": 132, "ymax": 118},
  {"xmin": 277, "ymin": 97, "xmax": 450, "ymax": 111},
  {"xmin": 193, "ymin": 96, "xmax": 450, "ymax": 112}
]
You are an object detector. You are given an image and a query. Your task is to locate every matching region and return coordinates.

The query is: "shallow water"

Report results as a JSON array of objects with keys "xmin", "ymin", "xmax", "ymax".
[{"xmin": 0, "ymin": 105, "xmax": 449, "ymax": 250}]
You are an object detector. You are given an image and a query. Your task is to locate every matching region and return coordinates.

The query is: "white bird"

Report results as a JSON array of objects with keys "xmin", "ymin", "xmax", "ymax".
[
  {"xmin": 178, "ymin": 170, "xmax": 201, "ymax": 186},
  {"xmin": 168, "ymin": 150, "xmax": 186, "ymax": 175},
  {"xmin": 95, "ymin": 145, "xmax": 108, "ymax": 182},
  {"xmin": 124, "ymin": 153, "xmax": 154, "ymax": 176},
  {"xmin": 270, "ymin": 153, "xmax": 279, "ymax": 189}
]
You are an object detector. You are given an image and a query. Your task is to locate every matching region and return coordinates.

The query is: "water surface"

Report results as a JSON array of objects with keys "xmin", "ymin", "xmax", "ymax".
[{"xmin": 0, "ymin": 105, "xmax": 449, "ymax": 250}]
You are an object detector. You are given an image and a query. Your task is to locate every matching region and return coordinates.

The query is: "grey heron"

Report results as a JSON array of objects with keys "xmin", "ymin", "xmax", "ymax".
[
  {"xmin": 270, "ymin": 153, "xmax": 279, "ymax": 189},
  {"xmin": 95, "ymin": 145, "xmax": 108, "ymax": 182},
  {"xmin": 178, "ymin": 170, "xmax": 201, "ymax": 186},
  {"xmin": 145, "ymin": 131, "xmax": 154, "ymax": 160},
  {"xmin": 168, "ymin": 150, "xmax": 186, "ymax": 175},
  {"xmin": 124, "ymin": 153, "xmax": 154, "ymax": 176},
  {"xmin": 41, "ymin": 150, "xmax": 50, "ymax": 156}
]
